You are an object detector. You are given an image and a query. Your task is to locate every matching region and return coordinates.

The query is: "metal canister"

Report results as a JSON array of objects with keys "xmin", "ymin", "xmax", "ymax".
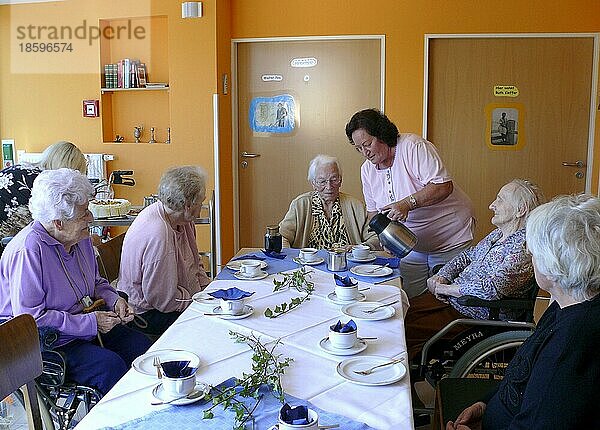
[
  {"xmin": 143, "ymin": 194, "xmax": 158, "ymax": 208},
  {"xmin": 327, "ymin": 248, "xmax": 347, "ymax": 272}
]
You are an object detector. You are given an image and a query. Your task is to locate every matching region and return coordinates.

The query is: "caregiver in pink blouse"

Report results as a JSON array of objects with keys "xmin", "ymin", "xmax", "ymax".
[{"xmin": 345, "ymin": 108, "xmax": 475, "ymax": 298}]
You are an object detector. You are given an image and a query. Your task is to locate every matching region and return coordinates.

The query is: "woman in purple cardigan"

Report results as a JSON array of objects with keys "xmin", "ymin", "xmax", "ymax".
[{"xmin": 0, "ymin": 168, "xmax": 150, "ymax": 395}]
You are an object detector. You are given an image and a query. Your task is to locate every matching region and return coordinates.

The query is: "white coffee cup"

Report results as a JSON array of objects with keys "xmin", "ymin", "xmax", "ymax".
[
  {"xmin": 220, "ymin": 298, "xmax": 246, "ymax": 315},
  {"xmin": 278, "ymin": 406, "xmax": 319, "ymax": 430},
  {"xmin": 239, "ymin": 260, "xmax": 261, "ymax": 277},
  {"xmin": 162, "ymin": 372, "xmax": 197, "ymax": 398},
  {"xmin": 299, "ymin": 248, "xmax": 319, "ymax": 262},
  {"xmin": 351, "ymin": 244, "xmax": 371, "ymax": 260},
  {"xmin": 335, "ymin": 283, "xmax": 359, "ymax": 301},
  {"xmin": 328, "ymin": 325, "xmax": 358, "ymax": 349}
]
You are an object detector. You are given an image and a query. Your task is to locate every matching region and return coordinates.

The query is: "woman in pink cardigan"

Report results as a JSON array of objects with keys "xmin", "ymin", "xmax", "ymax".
[{"xmin": 118, "ymin": 166, "xmax": 210, "ymax": 336}]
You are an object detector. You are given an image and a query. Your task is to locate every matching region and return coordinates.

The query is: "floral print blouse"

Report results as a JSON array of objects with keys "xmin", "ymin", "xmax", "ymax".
[
  {"xmin": 0, "ymin": 165, "xmax": 40, "ymax": 236},
  {"xmin": 437, "ymin": 228, "xmax": 533, "ymax": 320}
]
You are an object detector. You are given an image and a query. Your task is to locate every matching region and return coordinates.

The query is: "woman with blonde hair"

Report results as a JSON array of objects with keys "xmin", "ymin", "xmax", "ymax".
[{"xmin": 0, "ymin": 141, "xmax": 87, "ymax": 238}]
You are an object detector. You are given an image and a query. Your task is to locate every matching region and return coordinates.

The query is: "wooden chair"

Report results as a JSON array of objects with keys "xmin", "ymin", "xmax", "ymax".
[
  {"xmin": 96, "ymin": 233, "xmax": 125, "ymax": 283},
  {"xmin": 0, "ymin": 314, "xmax": 43, "ymax": 429}
]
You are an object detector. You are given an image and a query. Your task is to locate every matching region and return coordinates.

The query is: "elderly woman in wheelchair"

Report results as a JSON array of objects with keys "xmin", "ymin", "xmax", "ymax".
[
  {"xmin": 404, "ymin": 179, "xmax": 545, "ymax": 360},
  {"xmin": 447, "ymin": 194, "xmax": 600, "ymax": 429},
  {"xmin": 0, "ymin": 169, "xmax": 151, "ymax": 397}
]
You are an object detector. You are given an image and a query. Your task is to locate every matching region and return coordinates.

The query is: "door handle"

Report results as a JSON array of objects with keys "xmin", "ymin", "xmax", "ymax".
[
  {"xmin": 562, "ymin": 161, "xmax": 585, "ymax": 168},
  {"xmin": 241, "ymin": 151, "xmax": 261, "ymax": 158}
]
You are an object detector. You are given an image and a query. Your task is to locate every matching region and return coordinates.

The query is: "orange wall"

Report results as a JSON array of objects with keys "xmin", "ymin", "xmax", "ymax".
[
  {"xmin": 1, "ymin": 0, "xmax": 599, "ymax": 263},
  {"xmin": 0, "ymin": 0, "xmax": 219, "ymax": 252}
]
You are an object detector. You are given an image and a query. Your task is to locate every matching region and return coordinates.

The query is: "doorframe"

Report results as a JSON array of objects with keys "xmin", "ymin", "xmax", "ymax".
[
  {"xmin": 422, "ymin": 33, "xmax": 599, "ymax": 193},
  {"xmin": 231, "ymin": 35, "xmax": 386, "ymax": 250}
]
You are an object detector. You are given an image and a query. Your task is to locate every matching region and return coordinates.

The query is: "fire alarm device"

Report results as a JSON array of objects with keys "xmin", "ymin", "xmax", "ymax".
[{"xmin": 83, "ymin": 100, "xmax": 100, "ymax": 118}]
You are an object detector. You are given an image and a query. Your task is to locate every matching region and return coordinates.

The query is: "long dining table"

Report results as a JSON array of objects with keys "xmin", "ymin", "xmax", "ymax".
[{"xmin": 75, "ymin": 248, "xmax": 414, "ymax": 430}]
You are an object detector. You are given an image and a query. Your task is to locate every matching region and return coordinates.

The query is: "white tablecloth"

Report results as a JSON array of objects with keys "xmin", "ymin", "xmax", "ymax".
[{"xmin": 75, "ymin": 266, "xmax": 414, "ymax": 430}]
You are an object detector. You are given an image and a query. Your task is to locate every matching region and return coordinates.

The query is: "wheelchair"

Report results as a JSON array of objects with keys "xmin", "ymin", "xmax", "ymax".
[{"xmin": 410, "ymin": 277, "xmax": 539, "ymax": 422}]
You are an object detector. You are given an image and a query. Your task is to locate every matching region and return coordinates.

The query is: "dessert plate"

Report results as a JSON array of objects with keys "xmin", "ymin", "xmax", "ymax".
[
  {"xmin": 341, "ymin": 301, "xmax": 396, "ymax": 321},
  {"xmin": 132, "ymin": 349, "xmax": 200, "ymax": 377},
  {"xmin": 350, "ymin": 264, "xmax": 393, "ymax": 277},
  {"xmin": 336, "ymin": 355, "xmax": 406, "ymax": 386},
  {"xmin": 318, "ymin": 337, "xmax": 367, "ymax": 356},
  {"xmin": 191, "ymin": 292, "xmax": 219, "ymax": 310}
]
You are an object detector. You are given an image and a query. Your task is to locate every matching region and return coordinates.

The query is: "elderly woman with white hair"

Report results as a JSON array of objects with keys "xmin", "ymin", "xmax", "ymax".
[
  {"xmin": 0, "ymin": 168, "xmax": 150, "ymax": 395},
  {"xmin": 448, "ymin": 194, "xmax": 600, "ymax": 429},
  {"xmin": 118, "ymin": 165, "xmax": 210, "ymax": 336},
  {"xmin": 405, "ymin": 179, "xmax": 545, "ymax": 359},
  {"xmin": 278, "ymin": 154, "xmax": 378, "ymax": 250}
]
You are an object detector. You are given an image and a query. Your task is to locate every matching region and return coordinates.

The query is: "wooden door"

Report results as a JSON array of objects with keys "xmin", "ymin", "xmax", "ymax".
[
  {"xmin": 427, "ymin": 36, "xmax": 595, "ymax": 240},
  {"xmin": 236, "ymin": 38, "xmax": 382, "ymax": 247}
]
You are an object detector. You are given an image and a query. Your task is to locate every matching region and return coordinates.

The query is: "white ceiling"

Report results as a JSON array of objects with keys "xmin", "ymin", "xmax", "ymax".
[{"xmin": 0, "ymin": 0, "xmax": 63, "ymax": 4}]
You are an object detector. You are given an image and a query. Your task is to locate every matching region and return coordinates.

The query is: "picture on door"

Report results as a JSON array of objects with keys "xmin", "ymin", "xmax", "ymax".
[
  {"xmin": 490, "ymin": 107, "xmax": 519, "ymax": 146},
  {"xmin": 248, "ymin": 94, "xmax": 296, "ymax": 134}
]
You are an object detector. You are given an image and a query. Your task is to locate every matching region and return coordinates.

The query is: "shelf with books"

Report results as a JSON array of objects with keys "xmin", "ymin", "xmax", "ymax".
[{"xmin": 99, "ymin": 16, "xmax": 170, "ymax": 144}]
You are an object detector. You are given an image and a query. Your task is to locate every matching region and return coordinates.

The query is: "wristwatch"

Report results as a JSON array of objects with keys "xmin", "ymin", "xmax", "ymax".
[{"xmin": 408, "ymin": 194, "xmax": 418, "ymax": 210}]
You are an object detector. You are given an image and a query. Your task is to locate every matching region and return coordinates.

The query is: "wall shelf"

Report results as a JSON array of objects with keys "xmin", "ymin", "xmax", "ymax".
[{"xmin": 99, "ymin": 15, "xmax": 170, "ymax": 145}]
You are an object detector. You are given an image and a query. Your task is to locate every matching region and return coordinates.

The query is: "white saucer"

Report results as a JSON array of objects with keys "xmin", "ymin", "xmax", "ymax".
[
  {"xmin": 342, "ymin": 301, "xmax": 396, "ymax": 321},
  {"xmin": 132, "ymin": 349, "xmax": 201, "ymax": 377},
  {"xmin": 326, "ymin": 291, "xmax": 366, "ymax": 305},
  {"xmin": 319, "ymin": 337, "xmax": 368, "ymax": 356},
  {"xmin": 226, "ymin": 259, "xmax": 268, "ymax": 271},
  {"xmin": 292, "ymin": 256, "xmax": 325, "ymax": 266},
  {"xmin": 347, "ymin": 253, "xmax": 377, "ymax": 263},
  {"xmin": 151, "ymin": 381, "xmax": 209, "ymax": 405},
  {"xmin": 336, "ymin": 355, "xmax": 407, "ymax": 386},
  {"xmin": 191, "ymin": 292, "xmax": 219, "ymax": 310},
  {"xmin": 208, "ymin": 305, "xmax": 254, "ymax": 320},
  {"xmin": 233, "ymin": 270, "xmax": 269, "ymax": 280},
  {"xmin": 350, "ymin": 264, "xmax": 393, "ymax": 277}
]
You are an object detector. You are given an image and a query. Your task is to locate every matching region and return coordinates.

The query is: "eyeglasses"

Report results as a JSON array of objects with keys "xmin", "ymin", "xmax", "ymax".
[
  {"xmin": 313, "ymin": 177, "xmax": 342, "ymax": 187},
  {"xmin": 351, "ymin": 137, "xmax": 376, "ymax": 153}
]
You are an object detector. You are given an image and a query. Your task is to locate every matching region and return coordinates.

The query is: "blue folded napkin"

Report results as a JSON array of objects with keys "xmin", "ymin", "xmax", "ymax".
[
  {"xmin": 160, "ymin": 360, "xmax": 197, "ymax": 378},
  {"xmin": 330, "ymin": 319, "xmax": 357, "ymax": 333},
  {"xmin": 280, "ymin": 403, "xmax": 312, "ymax": 425},
  {"xmin": 373, "ymin": 256, "xmax": 400, "ymax": 268},
  {"xmin": 262, "ymin": 249, "xmax": 287, "ymax": 259},
  {"xmin": 208, "ymin": 287, "xmax": 255, "ymax": 300},
  {"xmin": 334, "ymin": 274, "xmax": 357, "ymax": 287},
  {"xmin": 231, "ymin": 254, "xmax": 266, "ymax": 261}
]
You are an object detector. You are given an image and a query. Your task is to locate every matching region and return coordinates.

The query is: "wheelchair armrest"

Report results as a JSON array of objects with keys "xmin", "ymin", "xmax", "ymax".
[
  {"xmin": 456, "ymin": 294, "xmax": 534, "ymax": 310},
  {"xmin": 38, "ymin": 349, "xmax": 67, "ymax": 387}
]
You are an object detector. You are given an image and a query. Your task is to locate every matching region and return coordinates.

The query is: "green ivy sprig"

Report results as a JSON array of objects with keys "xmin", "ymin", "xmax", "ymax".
[
  {"xmin": 202, "ymin": 331, "xmax": 293, "ymax": 430},
  {"xmin": 264, "ymin": 267, "xmax": 314, "ymax": 318}
]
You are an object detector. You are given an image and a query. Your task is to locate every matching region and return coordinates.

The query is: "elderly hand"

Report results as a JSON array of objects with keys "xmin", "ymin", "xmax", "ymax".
[
  {"xmin": 427, "ymin": 274, "xmax": 449, "ymax": 294},
  {"xmin": 114, "ymin": 297, "xmax": 135, "ymax": 324},
  {"xmin": 95, "ymin": 311, "xmax": 121, "ymax": 334},
  {"xmin": 446, "ymin": 401, "xmax": 486, "ymax": 430},
  {"xmin": 381, "ymin": 199, "xmax": 412, "ymax": 222}
]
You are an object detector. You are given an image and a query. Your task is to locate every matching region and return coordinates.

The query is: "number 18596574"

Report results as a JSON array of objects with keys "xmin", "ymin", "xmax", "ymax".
[{"xmin": 18, "ymin": 42, "xmax": 73, "ymax": 52}]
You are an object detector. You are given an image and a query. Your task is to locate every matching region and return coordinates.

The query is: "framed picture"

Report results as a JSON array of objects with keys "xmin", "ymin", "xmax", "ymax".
[
  {"xmin": 485, "ymin": 102, "xmax": 526, "ymax": 151},
  {"xmin": 83, "ymin": 100, "xmax": 100, "ymax": 118}
]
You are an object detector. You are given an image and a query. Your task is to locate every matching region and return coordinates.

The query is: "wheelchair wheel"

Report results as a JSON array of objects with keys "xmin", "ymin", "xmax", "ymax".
[{"xmin": 449, "ymin": 330, "xmax": 532, "ymax": 379}]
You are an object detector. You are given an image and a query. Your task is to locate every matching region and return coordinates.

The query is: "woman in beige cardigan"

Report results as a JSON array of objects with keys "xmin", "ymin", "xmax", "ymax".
[{"xmin": 279, "ymin": 154, "xmax": 379, "ymax": 250}]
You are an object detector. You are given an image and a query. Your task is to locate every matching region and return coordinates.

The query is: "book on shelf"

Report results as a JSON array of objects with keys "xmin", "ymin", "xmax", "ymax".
[
  {"xmin": 136, "ymin": 63, "xmax": 147, "ymax": 87},
  {"xmin": 145, "ymin": 82, "xmax": 169, "ymax": 89}
]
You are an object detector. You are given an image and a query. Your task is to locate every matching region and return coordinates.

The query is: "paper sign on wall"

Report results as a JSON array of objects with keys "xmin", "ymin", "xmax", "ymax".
[
  {"xmin": 291, "ymin": 57, "xmax": 317, "ymax": 68},
  {"xmin": 262, "ymin": 74, "xmax": 283, "ymax": 82},
  {"xmin": 494, "ymin": 85, "xmax": 519, "ymax": 97}
]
